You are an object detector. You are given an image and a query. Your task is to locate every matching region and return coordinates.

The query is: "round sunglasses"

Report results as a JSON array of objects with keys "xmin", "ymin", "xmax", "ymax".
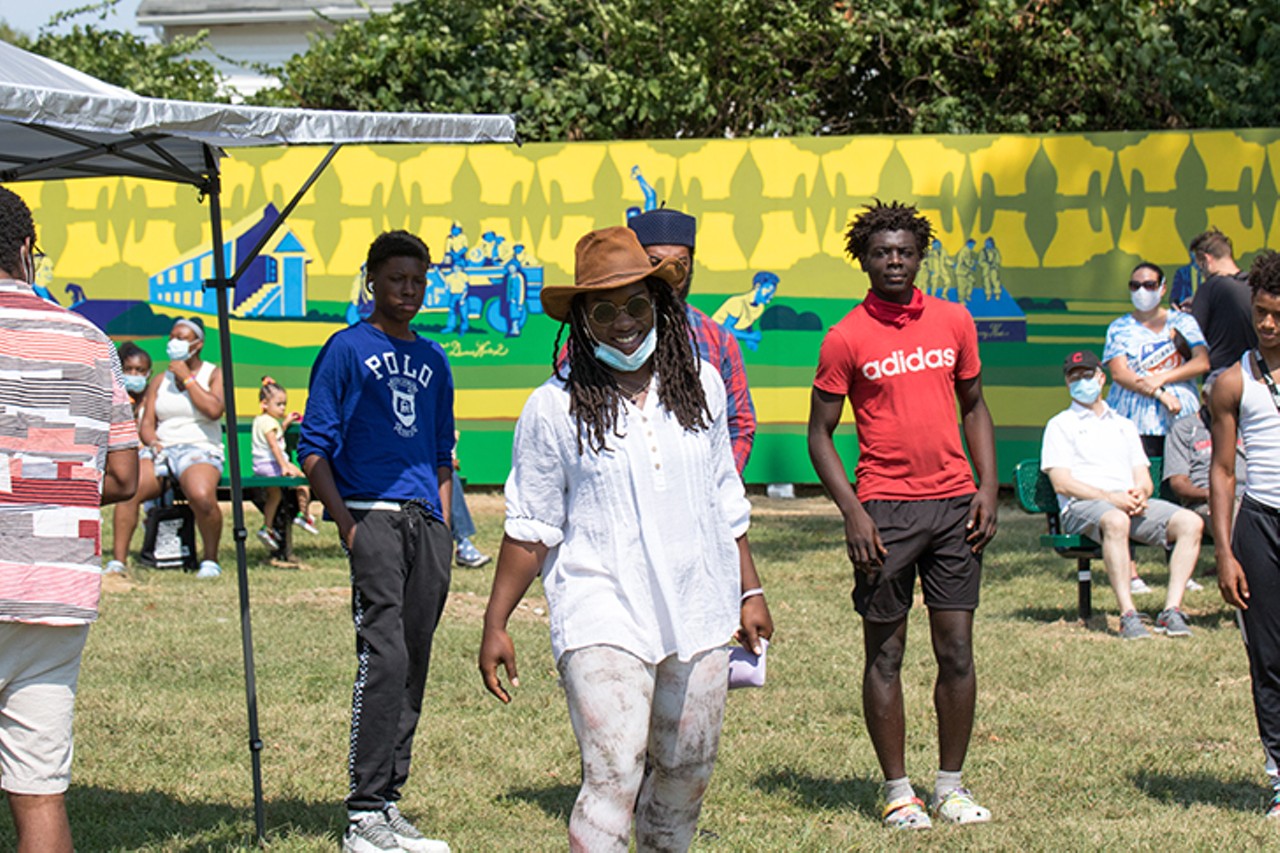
[{"xmin": 588, "ymin": 294, "xmax": 653, "ymax": 325}]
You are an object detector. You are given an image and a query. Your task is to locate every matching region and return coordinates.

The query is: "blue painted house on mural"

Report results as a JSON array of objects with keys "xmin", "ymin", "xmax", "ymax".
[{"xmin": 149, "ymin": 204, "xmax": 310, "ymax": 319}]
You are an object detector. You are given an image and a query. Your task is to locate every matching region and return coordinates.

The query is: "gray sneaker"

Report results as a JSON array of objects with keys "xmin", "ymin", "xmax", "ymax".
[
  {"xmin": 1155, "ymin": 607, "xmax": 1193, "ymax": 637},
  {"xmin": 343, "ymin": 812, "xmax": 400, "ymax": 853},
  {"xmin": 385, "ymin": 804, "xmax": 450, "ymax": 853},
  {"xmin": 1119, "ymin": 611, "xmax": 1151, "ymax": 640}
]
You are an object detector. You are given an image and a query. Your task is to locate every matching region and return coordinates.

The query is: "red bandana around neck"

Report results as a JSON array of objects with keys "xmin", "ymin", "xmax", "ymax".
[{"xmin": 862, "ymin": 287, "xmax": 924, "ymax": 327}]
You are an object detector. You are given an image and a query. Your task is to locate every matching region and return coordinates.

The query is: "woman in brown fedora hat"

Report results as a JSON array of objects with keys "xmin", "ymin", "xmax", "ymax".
[{"xmin": 480, "ymin": 226, "xmax": 773, "ymax": 852}]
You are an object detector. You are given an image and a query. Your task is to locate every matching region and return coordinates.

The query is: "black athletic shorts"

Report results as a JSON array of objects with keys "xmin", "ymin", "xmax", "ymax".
[{"xmin": 852, "ymin": 494, "xmax": 982, "ymax": 623}]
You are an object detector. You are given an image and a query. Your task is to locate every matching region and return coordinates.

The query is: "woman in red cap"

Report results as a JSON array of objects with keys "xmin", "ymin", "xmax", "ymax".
[{"xmin": 480, "ymin": 226, "xmax": 772, "ymax": 852}]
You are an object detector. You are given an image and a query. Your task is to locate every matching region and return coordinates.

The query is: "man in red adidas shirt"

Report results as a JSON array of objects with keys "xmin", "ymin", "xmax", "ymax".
[{"xmin": 808, "ymin": 201, "xmax": 998, "ymax": 830}]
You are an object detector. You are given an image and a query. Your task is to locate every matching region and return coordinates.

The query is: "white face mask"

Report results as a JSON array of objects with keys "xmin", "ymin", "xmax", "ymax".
[
  {"xmin": 167, "ymin": 338, "xmax": 192, "ymax": 361},
  {"xmin": 1130, "ymin": 284, "xmax": 1163, "ymax": 313}
]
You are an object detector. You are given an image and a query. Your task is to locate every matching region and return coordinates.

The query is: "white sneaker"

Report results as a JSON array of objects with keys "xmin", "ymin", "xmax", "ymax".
[
  {"xmin": 196, "ymin": 560, "xmax": 221, "ymax": 579},
  {"xmin": 1130, "ymin": 577, "xmax": 1152, "ymax": 595},
  {"xmin": 343, "ymin": 811, "xmax": 400, "ymax": 853},
  {"xmin": 104, "ymin": 559, "xmax": 126, "ymax": 574},
  {"xmin": 385, "ymin": 804, "xmax": 450, "ymax": 852},
  {"xmin": 1186, "ymin": 577, "xmax": 1204, "ymax": 592}
]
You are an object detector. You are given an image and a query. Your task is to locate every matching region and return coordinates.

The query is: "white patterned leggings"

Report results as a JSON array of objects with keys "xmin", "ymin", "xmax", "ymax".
[{"xmin": 558, "ymin": 644, "xmax": 730, "ymax": 853}]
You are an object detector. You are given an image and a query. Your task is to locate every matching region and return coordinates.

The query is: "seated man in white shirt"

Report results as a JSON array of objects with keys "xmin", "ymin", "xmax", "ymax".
[{"xmin": 1041, "ymin": 350, "xmax": 1204, "ymax": 640}]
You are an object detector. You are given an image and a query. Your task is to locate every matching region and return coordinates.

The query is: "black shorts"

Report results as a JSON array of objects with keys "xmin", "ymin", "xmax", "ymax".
[{"xmin": 852, "ymin": 495, "xmax": 982, "ymax": 623}]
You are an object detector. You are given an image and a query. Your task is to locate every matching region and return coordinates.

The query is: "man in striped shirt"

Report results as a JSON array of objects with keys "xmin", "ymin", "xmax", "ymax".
[{"xmin": 0, "ymin": 186, "xmax": 138, "ymax": 852}]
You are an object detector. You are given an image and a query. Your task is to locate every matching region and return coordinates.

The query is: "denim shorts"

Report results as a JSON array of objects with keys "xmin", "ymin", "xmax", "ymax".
[{"xmin": 155, "ymin": 443, "xmax": 224, "ymax": 479}]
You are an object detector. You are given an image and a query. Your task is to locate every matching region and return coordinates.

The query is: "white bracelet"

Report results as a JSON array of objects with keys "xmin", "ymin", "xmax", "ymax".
[{"xmin": 740, "ymin": 587, "xmax": 764, "ymax": 604}]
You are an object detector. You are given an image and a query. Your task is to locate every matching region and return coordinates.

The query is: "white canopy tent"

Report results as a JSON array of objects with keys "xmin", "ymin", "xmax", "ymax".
[{"xmin": 0, "ymin": 37, "xmax": 517, "ymax": 843}]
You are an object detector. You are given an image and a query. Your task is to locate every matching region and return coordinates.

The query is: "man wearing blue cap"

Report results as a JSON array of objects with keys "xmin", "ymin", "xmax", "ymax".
[{"xmin": 628, "ymin": 209, "xmax": 757, "ymax": 473}]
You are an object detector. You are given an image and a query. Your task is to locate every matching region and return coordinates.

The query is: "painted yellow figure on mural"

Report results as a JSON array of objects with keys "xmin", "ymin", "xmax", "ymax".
[
  {"xmin": 712, "ymin": 271, "xmax": 779, "ymax": 351},
  {"xmin": 953, "ymin": 238, "xmax": 978, "ymax": 302},
  {"xmin": 445, "ymin": 221, "xmax": 469, "ymax": 265},
  {"xmin": 978, "ymin": 237, "xmax": 1002, "ymax": 300},
  {"xmin": 922, "ymin": 239, "xmax": 953, "ymax": 298}
]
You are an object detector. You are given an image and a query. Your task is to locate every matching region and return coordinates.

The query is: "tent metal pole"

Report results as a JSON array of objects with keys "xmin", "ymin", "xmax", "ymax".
[
  {"xmin": 232, "ymin": 143, "xmax": 342, "ymax": 285},
  {"xmin": 203, "ymin": 144, "xmax": 267, "ymax": 845}
]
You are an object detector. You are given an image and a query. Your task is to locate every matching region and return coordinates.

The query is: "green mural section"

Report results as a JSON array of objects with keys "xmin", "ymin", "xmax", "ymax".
[{"xmin": 14, "ymin": 129, "xmax": 1280, "ymax": 484}]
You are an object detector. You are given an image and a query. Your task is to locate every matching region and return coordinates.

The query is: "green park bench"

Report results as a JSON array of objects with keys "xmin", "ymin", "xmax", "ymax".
[
  {"xmin": 1013, "ymin": 456, "xmax": 1163, "ymax": 621},
  {"xmin": 159, "ymin": 422, "xmax": 310, "ymax": 564}
]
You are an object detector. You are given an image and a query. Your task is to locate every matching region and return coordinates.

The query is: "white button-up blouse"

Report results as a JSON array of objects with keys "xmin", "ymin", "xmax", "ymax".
[{"xmin": 505, "ymin": 359, "xmax": 751, "ymax": 664}]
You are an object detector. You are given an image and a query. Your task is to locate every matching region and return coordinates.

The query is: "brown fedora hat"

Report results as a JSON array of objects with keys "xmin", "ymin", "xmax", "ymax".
[{"xmin": 540, "ymin": 226, "xmax": 686, "ymax": 322}]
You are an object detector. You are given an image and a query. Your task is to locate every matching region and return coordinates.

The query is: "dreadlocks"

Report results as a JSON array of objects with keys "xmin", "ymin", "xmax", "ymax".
[
  {"xmin": 554, "ymin": 279, "xmax": 710, "ymax": 455},
  {"xmin": 844, "ymin": 199, "xmax": 935, "ymax": 262},
  {"xmin": 0, "ymin": 186, "xmax": 36, "ymax": 279},
  {"xmin": 1249, "ymin": 250, "xmax": 1280, "ymax": 299}
]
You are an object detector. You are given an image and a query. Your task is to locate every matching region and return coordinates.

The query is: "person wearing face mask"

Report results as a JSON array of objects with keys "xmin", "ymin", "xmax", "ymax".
[
  {"xmin": 1041, "ymin": 350, "xmax": 1204, "ymax": 639},
  {"xmin": 1103, "ymin": 261, "xmax": 1210, "ymax": 458},
  {"xmin": 480, "ymin": 227, "xmax": 772, "ymax": 852},
  {"xmin": 105, "ymin": 343, "xmax": 154, "ymax": 575},
  {"xmin": 129, "ymin": 317, "xmax": 226, "ymax": 578}
]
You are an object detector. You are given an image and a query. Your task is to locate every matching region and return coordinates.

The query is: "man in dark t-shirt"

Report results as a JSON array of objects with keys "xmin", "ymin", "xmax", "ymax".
[
  {"xmin": 1190, "ymin": 227, "xmax": 1256, "ymax": 372},
  {"xmin": 808, "ymin": 201, "xmax": 998, "ymax": 830}
]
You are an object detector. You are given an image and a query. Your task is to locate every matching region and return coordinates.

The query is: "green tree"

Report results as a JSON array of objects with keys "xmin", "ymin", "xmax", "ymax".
[
  {"xmin": 8, "ymin": 1, "xmax": 225, "ymax": 102},
  {"xmin": 254, "ymin": 0, "xmax": 1280, "ymax": 139},
  {"xmin": 253, "ymin": 0, "xmax": 868, "ymax": 139}
]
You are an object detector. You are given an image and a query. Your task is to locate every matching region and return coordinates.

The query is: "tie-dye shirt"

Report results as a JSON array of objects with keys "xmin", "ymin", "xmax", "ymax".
[
  {"xmin": 1102, "ymin": 311, "xmax": 1206, "ymax": 436},
  {"xmin": 0, "ymin": 279, "xmax": 138, "ymax": 625}
]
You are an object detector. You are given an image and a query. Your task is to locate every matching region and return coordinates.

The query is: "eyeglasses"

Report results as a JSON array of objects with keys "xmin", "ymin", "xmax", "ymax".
[
  {"xmin": 1128, "ymin": 280, "xmax": 1161, "ymax": 291},
  {"xmin": 588, "ymin": 294, "xmax": 652, "ymax": 326}
]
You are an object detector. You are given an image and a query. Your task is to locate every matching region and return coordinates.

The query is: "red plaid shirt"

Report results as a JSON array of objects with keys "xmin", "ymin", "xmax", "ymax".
[{"xmin": 687, "ymin": 305, "xmax": 756, "ymax": 473}]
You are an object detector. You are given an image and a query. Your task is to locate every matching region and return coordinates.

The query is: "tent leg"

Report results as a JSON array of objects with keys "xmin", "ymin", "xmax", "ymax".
[{"xmin": 204, "ymin": 145, "xmax": 266, "ymax": 846}]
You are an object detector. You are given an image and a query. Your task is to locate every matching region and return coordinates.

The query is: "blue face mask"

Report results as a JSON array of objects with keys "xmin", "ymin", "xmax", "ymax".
[
  {"xmin": 1069, "ymin": 376, "xmax": 1102, "ymax": 404},
  {"xmin": 122, "ymin": 374, "xmax": 148, "ymax": 394},
  {"xmin": 593, "ymin": 326, "xmax": 657, "ymax": 373}
]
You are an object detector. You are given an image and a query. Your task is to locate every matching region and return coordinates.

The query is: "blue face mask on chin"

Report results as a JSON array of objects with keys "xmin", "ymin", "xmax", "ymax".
[
  {"xmin": 593, "ymin": 327, "xmax": 657, "ymax": 373},
  {"xmin": 1069, "ymin": 376, "xmax": 1102, "ymax": 404}
]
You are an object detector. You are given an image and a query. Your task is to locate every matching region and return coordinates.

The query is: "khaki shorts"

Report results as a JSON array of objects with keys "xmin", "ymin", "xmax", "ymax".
[{"xmin": 0, "ymin": 622, "xmax": 89, "ymax": 795}]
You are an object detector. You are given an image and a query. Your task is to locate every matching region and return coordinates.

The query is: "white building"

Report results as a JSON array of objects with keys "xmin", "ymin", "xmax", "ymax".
[{"xmin": 137, "ymin": 0, "xmax": 395, "ymax": 98}]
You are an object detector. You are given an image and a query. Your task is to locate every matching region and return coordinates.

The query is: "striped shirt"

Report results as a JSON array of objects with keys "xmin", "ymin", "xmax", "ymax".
[{"xmin": 0, "ymin": 279, "xmax": 138, "ymax": 625}]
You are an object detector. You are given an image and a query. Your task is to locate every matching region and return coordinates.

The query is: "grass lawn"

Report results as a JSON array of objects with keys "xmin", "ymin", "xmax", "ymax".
[{"xmin": 1, "ymin": 492, "xmax": 1275, "ymax": 851}]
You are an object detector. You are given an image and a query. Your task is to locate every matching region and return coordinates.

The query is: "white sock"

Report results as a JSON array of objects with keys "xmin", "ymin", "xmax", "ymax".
[
  {"xmin": 935, "ymin": 769, "xmax": 963, "ymax": 802},
  {"xmin": 883, "ymin": 776, "xmax": 914, "ymax": 803}
]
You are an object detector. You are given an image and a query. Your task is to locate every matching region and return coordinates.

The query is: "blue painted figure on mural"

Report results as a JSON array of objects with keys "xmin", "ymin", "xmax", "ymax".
[
  {"xmin": 468, "ymin": 231, "xmax": 510, "ymax": 267},
  {"xmin": 64, "ymin": 282, "xmax": 86, "ymax": 306},
  {"xmin": 922, "ymin": 238, "xmax": 952, "ymax": 298},
  {"xmin": 712, "ymin": 271, "xmax": 779, "ymax": 351},
  {"xmin": 1170, "ymin": 250, "xmax": 1201, "ymax": 312},
  {"xmin": 631, "ymin": 165, "xmax": 658, "ymax": 212},
  {"xmin": 345, "ymin": 262, "xmax": 374, "ymax": 325},
  {"xmin": 441, "ymin": 255, "xmax": 470, "ymax": 335},
  {"xmin": 445, "ymin": 221, "xmax": 469, "ymax": 266},
  {"xmin": 978, "ymin": 237, "xmax": 1002, "ymax": 300},
  {"xmin": 953, "ymin": 238, "xmax": 978, "ymax": 302},
  {"xmin": 503, "ymin": 258, "xmax": 527, "ymax": 338}
]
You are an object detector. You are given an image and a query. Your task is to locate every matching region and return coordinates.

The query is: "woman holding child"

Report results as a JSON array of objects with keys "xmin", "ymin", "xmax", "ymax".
[{"xmin": 479, "ymin": 226, "xmax": 772, "ymax": 852}]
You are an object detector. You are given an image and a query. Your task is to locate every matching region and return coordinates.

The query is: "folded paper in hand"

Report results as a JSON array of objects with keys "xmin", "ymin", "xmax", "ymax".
[{"xmin": 728, "ymin": 637, "xmax": 768, "ymax": 689}]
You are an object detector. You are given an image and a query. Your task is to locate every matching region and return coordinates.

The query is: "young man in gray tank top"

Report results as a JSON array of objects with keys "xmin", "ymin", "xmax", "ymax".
[{"xmin": 1210, "ymin": 249, "xmax": 1280, "ymax": 819}]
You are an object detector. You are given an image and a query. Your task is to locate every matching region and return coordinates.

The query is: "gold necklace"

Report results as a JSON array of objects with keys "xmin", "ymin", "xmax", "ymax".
[{"xmin": 615, "ymin": 374, "xmax": 650, "ymax": 401}]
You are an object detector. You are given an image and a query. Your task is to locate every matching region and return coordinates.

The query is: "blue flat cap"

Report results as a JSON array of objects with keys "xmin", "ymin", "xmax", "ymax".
[{"xmin": 628, "ymin": 208, "xmax": 696, "ymax": 250}]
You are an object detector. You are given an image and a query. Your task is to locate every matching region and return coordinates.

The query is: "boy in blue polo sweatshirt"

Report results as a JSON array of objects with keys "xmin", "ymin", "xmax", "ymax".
[{"xmin": 299, "ymin": 230, "xmax": 454, "ymax": 853}]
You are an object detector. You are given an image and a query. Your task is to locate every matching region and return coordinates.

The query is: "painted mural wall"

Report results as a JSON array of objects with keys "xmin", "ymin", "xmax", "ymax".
[{"xmin": 13, "ymin": 130, "xmax": 1279, "ymax": 484}]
